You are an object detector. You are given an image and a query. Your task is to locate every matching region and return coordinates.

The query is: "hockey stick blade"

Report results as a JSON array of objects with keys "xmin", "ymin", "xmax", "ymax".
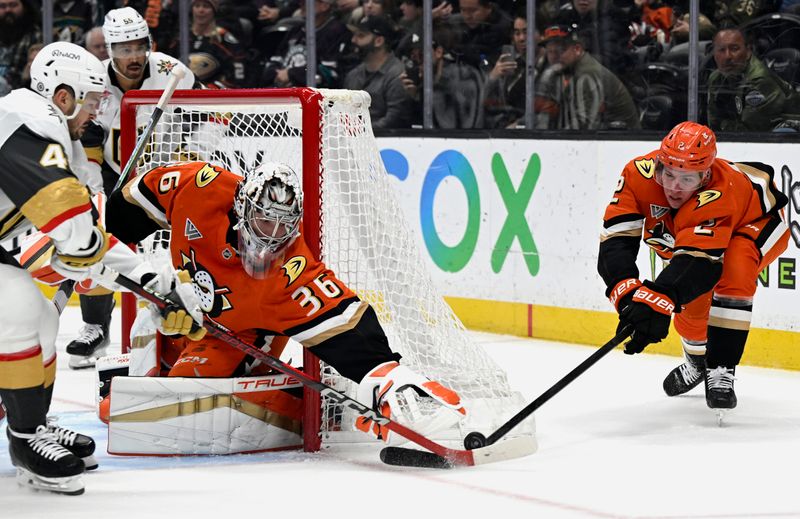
[{"xmin": 381, "ymin": 436, "xmax": 538, "ymax": 469}]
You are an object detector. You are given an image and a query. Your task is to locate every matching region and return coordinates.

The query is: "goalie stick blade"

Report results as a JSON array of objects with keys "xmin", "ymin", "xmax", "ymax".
[{"xmin": 380, "ymin": 436, "xmax": 538, "ymax": 469}]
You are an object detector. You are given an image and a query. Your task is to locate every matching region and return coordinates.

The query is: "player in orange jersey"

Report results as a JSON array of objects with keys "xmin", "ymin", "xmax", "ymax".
[
  {"xmin": 106, "ymin": 160, "xmax": 466, "ymax": 443},
  {"xmin": 599, "ymin": 121, "xmax": 790, "ymax": 411}
]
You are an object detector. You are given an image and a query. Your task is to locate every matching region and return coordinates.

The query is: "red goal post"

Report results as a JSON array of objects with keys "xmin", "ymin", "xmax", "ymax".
[{"xmin": 118, "ymin": 87, "xmax": 533, "ymax": 452}]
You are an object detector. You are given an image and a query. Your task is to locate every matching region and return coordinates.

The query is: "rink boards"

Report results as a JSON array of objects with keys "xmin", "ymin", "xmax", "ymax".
[
  {"xmin": 26, "ymin": 136, "xmax": 800, "ymax": 370},
  {"xmin": 378, "ymin": 137, "xmax": 800, "ymax": 370}
]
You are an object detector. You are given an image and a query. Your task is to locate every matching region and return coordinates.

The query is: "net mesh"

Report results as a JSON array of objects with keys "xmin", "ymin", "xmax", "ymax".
[{"xmin": 129, "ymin": 89, "xmax": 533, "ymax": 444}]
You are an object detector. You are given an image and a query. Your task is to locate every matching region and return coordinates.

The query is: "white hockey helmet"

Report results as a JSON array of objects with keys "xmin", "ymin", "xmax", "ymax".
[
  {"xmin": 29, "ymin": 42, "xmax": 107, "ymax": 118},
  {"xmin": 102, "ymin": 7, "xmax": 151, "ymax": 45},
  {"xmin": 233, "ymin": 162, "xmax": 303, "ymax": 278}
]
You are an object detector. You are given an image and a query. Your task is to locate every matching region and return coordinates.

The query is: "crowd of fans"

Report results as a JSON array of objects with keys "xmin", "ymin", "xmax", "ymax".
[{"xmin": 1, "ymin": 0, "xmax": 800, "ymax": 131}]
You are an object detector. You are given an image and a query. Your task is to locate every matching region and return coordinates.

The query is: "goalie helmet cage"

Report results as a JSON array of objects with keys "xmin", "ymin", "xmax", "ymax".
[{"xmin": 119, "ymin": 87, "xmax": 533, "ymax": 452}]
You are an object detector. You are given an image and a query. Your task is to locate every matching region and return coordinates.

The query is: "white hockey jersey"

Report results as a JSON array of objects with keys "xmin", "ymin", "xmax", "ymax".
[
  {"xmin": 0, "ymin": 89, "xmax": 96, "ymax": 243},
  {"xmin": 91, "ymin": 52, "xmax": 195, "ymax": 175}
]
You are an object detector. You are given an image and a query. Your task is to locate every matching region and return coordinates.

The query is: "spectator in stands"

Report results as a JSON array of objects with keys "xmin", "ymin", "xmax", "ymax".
[
  {"xmin": 53, "ymin": 0, "xmax": 94, "ymax": 44},
  {"xmin": 397, "ymin": 0, "xmax": 453, "ymax": 34},
  {"xmin": 85, "ymin": 26, "xmax": 109, "ymax": 60},
  {"xmin": 714, "ymin": 0, "xmax": 775, "ymax": 26},
  {"xmin": 124, "ymin": 0, "xmax": 178, "ymax": 51},
  {"xmin": 450, "ymin": 0, "xmax": 512, "ymax": 68},
  {"xmin": 20, "ymin": 41, "xmax": 41, "ymax": 86},
  {"xmin": 344, "ymin": 15, "xmax": 413, "ymax": 128},
  {"xmin": 669, "ymin": 12, "xmax": 716, "ymax": 45},
  {"xmin": 540, "ymin": 24, "xmax": 640, "ymax": 130},
  {"xmin": 167, "ymin": 0, "xmax": 248, "ymax": 87},
  {"xmin": 707, "ymin": 27, "xmax": 800, "ymax": 132},
  {"xmin": 0, "ymin": 0, "xmax": 41, "ymax": 90},
  {"xmin": 555, "ymin": 0, "xmax": 636, "ymax": 81},
  {"xmin": 259, "ymin": 0, "xmax": 352, "ymax": 88},
  {"xmin": 482, "ymin": 14, "xmax": 530, "ymax": 128},
  {"xmin": 346, "ymin": 0, "xmax": 400, "ymax": 27},
  {"xmin": 400, "ymin": 24, "xmax": 484, "ymax": 128}
]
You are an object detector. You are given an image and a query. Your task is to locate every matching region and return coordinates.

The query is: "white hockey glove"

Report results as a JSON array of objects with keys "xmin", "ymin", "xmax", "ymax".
[
  {"xmin": 50, "ymin": 226, "xmax": 111, "ymax": 283},
  {"xmin": 128, "ymin": 262, "xmax": 206, "ymax": 341},
  {"xmin": 355, "ymin": 361, "xmax": 466, "ymax": 444}
]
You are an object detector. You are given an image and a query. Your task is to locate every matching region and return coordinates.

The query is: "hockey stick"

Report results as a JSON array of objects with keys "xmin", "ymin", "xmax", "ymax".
[
  {"xmin": 381, "ymin": 325, "xmax": 634, "ymax": 466},
  {"xmin": 112, "ymin": 66, "xmax": 187, "ymax": 193},
  {"xmin": 100, "ymin": 266, "xmax": 536, "ymax": 468},
  {"xmin": 52, "ymin": 280, "xmax": 76, "ymax": 315}
]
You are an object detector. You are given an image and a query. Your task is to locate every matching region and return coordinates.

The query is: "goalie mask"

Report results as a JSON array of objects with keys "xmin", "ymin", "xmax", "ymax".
[{"xmin": 233, "ymin": 163, "xmax": 302, "ymax": 279}]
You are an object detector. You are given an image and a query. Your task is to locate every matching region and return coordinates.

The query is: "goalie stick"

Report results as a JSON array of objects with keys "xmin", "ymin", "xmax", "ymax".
[
  {"xmin": 112, "ymin": 66, "xmax": 187, "ymax": 193},
  {"xmin": 98, "ymin": 265, "xmax": 536, "ymax": 468}
]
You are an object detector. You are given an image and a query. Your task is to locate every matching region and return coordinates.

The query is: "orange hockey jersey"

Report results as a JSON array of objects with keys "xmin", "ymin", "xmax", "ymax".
[
  {"xmin": 117, "ymin": 161, "xmax": 367, "ymax": 348},
  {"xmin": 602, "ymin": 153, "xmax": 787, "ymax": 263}
]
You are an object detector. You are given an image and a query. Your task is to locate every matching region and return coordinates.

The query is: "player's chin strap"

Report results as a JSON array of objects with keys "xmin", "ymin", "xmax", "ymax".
[{"xmin": 99, "ymin": 264, "xmax": 536, "ymax": 468}]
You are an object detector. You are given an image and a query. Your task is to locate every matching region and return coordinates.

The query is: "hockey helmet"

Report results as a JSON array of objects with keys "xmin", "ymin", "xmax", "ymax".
[
  {"xmin": 103, "ymin": 7, "xmax": 151, "ymax": 46},
  {"xmin": 29, "ymin": 41, "xmax": 107, "ymax": 119},
  {"xmin": 658, "ymin": 121, "xmax": 717, "ymax": 172},
  {"xmin": 233, "ymin": 162, "xmax": 303, "ymax": 278},
  {"xmin": 656, "ymin": 121, "xmax": 715, "ymax": 193},
  {"xmin": 103, "ymin": 7, "xmax": 152, "ymax": 76}
]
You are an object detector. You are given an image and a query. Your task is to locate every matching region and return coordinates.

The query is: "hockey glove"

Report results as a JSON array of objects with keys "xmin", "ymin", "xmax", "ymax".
[
  {"xmin": 132, "ymin": 264, "xmax": 207, "ymax": 341},
  {"xmin": 608, "ymin": 278, "xmax": 643, "ymax": 313},
  {"xmin": 618, "ymin": 281, "xmax": 676, "ymax": 355},
  {"xmin": 50, "ymin": 226, "xmax": 111, "ymax": 282}
]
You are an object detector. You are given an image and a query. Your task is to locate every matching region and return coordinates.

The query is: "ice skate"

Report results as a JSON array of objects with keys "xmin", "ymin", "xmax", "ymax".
[
  {"xmin": 66, "ymin": 323, "xmax": 110, "ymax": 370},
  {"xmin": 46, "ymin": 417, "xmax": 98, "ymax": 470},
  {"xmin": 663, "ymin": 352, "xmax": 705, "ymax": 396},
  {"xmin": 705, "ymin": 366, "xmax": 736, "ymax": 425},
  {"xmin": 7, "ymin": 426, "xmax": 85, "ymax": 496}
]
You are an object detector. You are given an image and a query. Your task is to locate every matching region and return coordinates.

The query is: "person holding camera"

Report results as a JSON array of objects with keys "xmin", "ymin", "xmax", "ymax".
[{"xmin": 398, "ymin": 24, "xmax": 484, "ymax": 129}]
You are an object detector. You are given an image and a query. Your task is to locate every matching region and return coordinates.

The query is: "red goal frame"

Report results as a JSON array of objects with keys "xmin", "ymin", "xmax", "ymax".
[{"xmin": 119, "ymin": 88, "xmax": 326, "ymax": 451}]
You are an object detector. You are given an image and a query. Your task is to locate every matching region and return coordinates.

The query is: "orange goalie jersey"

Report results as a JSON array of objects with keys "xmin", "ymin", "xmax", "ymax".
[
  {"xmin": 602, "ymin": 153, "xmax": 787, "ymax": 263},
  {"xmin": 115, "ymin": 161, "xmax": 371, "ymax": 376}
]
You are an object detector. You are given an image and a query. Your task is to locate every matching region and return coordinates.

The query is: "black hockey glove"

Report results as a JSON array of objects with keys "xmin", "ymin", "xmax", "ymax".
[{"xmin": 618, "ymin": 281, "xmax": 676, "ymax": 355}]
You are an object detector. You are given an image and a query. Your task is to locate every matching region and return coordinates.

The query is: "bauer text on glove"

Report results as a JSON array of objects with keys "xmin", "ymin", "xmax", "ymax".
[{"xmin": 618, "ymin": 281, "xmax": 675, "ymax": 354}]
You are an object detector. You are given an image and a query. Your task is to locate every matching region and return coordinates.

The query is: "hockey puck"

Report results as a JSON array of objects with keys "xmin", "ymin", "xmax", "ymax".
[{"xmin": 463, "ymin": 432, "xmax": 487, "ymax": 450}]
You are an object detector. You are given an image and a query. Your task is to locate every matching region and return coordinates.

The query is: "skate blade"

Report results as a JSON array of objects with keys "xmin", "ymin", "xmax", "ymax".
[
  {"xmin": 68, "ymin": 347, "xmax": 108, "ymax": 370},
  {"xmin": 16, "ymin": 468, "xmax": 85, "ymax": 496},
  {"xmin": 716, "ymin": 409, "xmax": 727, "ymax": 427},
  {"xmin": 82, "ymin": 454, "xmax": 99, "ymax": 471}
]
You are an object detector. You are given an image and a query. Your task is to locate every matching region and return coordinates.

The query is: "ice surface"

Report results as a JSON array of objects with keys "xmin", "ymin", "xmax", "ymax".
[{"xmin": 2, "ymin": 307, "xmax": 799, "ymax": 518}]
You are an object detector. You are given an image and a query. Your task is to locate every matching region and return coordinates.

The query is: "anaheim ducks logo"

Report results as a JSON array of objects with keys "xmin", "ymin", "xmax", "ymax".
[
  {"xmin": 195, "ymin": 163, "xmax": 220, "ymax": 187},
  {"xmin": 281, "ymin": 256, "xmax": 306, "ymax": 287},
  {"xmin": 634, "ymin": 158, "xmax": 656, "ymax": 179},
  {"xmin": 180, "ymin": 248, "xmax": 232, "ymax": 317},
  {"xmin": 695, "ymin": 190, "xmax": 722, "ymax": 208},
  {"xmin": 645, "ymin": 221, "xmax": 675, "ymax": 253}
]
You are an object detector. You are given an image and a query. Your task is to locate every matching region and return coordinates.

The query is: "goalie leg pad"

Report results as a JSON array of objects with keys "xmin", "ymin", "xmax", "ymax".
[
  {"xmin": 107, "ymin": 374, "xmax": 303, "ymax": 455},
  {"xmin": 355, "ymin": 361, "xmax": 466, "ymax": 444}
]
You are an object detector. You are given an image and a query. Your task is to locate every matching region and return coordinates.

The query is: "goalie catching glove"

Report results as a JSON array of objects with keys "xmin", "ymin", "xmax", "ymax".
[
  {"xmin": 128, "ymin": 262, "xmax": 206, "ymax": 341},
  {"xmin": 355, "ymin": 361, "xmax": 466, "ymax": 444},
  {"xmin": 618, "ymin": 280, "xmax": 676, "ymax": 354}
]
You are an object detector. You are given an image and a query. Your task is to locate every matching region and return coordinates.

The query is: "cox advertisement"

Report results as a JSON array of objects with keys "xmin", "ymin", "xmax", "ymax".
[{"xmin": 376, "ymin": 137, "xmax": 799, "ymax": 364}]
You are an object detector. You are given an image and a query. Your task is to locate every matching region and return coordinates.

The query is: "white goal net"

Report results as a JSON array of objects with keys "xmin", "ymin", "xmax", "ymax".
[{"xmin": 123, "ymin": 88, "xmax": 534, "ymax": 448}]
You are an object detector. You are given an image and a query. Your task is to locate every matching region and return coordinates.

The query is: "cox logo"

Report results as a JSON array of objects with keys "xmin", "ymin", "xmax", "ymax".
[{"xmin": 381, "ymin": 149, "xmax": 540, "ymax": 277}]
